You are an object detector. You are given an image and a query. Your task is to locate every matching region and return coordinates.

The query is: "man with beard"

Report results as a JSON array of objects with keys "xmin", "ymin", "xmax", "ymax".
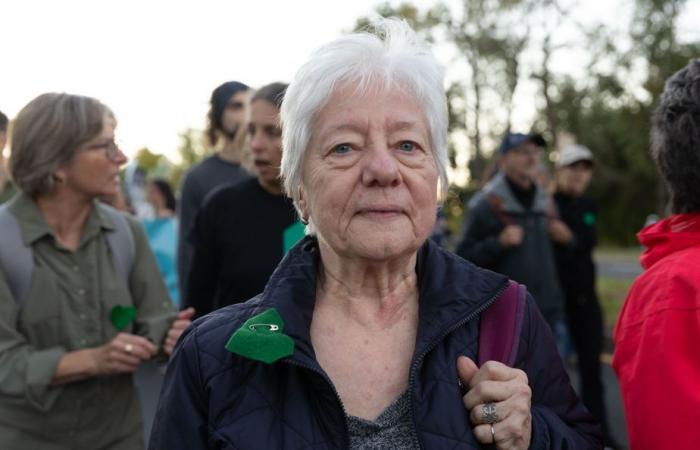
[{"xmin": 177, "ymin": 81, "xmax": 252, "ymax": 300}]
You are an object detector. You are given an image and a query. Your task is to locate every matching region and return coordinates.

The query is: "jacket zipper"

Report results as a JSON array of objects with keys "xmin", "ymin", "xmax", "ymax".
[
  {"xmin": 283, "ymin": 358, "xmax": 351, "ymax": 449},
  {"xmin": 407, "ymin": 281, "xmax": 508, "ymax": 450}
]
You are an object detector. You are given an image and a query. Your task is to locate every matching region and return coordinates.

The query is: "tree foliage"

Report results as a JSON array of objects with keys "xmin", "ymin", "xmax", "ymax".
[{"xmin": 354, "ymin": 0, "xmax": 699, "ymax": 245}]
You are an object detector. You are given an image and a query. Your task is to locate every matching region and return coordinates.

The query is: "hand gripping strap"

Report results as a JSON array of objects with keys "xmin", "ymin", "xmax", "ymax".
[{"xmin": 478, "ymin": 280, "xmax": 526, "ymax": 367}]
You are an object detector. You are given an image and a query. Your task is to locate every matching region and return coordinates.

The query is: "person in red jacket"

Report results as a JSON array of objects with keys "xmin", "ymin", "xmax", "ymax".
[{"xmin": 612, "ymin": 58, "xmax": 700, "ymax": 450}]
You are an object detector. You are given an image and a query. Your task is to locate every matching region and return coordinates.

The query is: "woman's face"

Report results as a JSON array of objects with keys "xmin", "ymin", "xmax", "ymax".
[
  {"xmin": 556, "ymin": 161, "xmax": 593, "ymax": 197},
  {"xmin": 146, "ymin": 183, "xmax": 165, "ymax": 210},
  {"xmin": 248, "ymin": 100, "xmax": 283, "ymax": 194},
  {"xmin": 301, "ymin": 85, "xmax": 438, "ymax": 261},
  {"xmin": 56, "ymin": 117, "xmax": 127, "ymax": 199}
]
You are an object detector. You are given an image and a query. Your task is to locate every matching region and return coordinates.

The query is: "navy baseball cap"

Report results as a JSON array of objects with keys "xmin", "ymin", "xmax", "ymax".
[{"xmin": 499, "ymin": 132, "xmax": 546, "ymax": 154}]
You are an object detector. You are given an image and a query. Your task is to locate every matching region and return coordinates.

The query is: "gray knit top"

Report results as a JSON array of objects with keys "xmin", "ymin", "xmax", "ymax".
[{"xmin": 346, "ymin": 390, "xmax": 420, "ymax": 449}]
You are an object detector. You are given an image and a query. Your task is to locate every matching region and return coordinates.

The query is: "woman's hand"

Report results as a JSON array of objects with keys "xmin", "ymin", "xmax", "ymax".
[
  {"xmin": 91, "ymin": 332, "xmax": 157, "ymax": 375},
  {"xmin": 458, "ymin": 356, "xmax": 532, "ymax": 450},
  {"xmin": 164, "ymin": 307, "xmax": 195, "ymax": 356}
]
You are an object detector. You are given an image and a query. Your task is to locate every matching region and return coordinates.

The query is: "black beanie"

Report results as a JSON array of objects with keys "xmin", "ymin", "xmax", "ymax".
[{"xmin": 210, "ymin": 81, "xmax": 250, "ymax": 122}]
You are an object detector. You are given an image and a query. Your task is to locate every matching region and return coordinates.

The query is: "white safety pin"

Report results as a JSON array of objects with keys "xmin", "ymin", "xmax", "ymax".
[{"xmin": 249, "ymin": 323, "xmax": 280, "ymax": 332}]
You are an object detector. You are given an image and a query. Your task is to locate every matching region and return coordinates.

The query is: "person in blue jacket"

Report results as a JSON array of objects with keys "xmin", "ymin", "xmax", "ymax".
[{"xmin": 150, "ymin": 19, "xmax": 601, "ymax": 450}]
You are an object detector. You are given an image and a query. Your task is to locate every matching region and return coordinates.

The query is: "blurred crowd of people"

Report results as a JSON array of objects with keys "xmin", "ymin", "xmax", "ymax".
[{"xmin": 0, "ymin": 18, "xmax": 698, "ymax": 450}]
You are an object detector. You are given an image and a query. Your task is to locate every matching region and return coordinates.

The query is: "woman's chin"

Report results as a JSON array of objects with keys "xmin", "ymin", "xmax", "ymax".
[{"xmin": 340, "ymin": 232, "xmax": 422, "ymax": 262}]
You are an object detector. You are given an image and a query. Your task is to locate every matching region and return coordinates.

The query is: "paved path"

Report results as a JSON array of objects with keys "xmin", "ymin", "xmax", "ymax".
[
  {"xmin": 596, "ymin": 260, "xmax": 642, "ymax": 279},
  {"xmin": 593, "ymin": 256, "xmax": 636, "ymax": 448},
  {"xmin": 568, "ymin": 359, "xmax": 628, "ymax": 448}
]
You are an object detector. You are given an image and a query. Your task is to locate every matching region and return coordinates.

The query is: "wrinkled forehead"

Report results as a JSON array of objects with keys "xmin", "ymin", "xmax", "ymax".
[{"xmin": 310, "ymin": 81, "xmax": 430, "ymax": 137}]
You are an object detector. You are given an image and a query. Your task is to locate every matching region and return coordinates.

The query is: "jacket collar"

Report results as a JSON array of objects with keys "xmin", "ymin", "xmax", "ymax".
[
  {"xmin": 484, "ymin": 172, "xmax": 549, "ymax": 214},
  {"xmin": 251, "ymin": 236, "xmax": 508, "ymax": 366},
  {"xmin": 638, "ymin": 213, "xmax": 700, "ymax": 269}
]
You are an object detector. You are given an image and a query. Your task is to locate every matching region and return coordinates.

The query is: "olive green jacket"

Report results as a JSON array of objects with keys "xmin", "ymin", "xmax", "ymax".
[{"xmin": 0, "ymin": 194, "xmax": 175, "ymax": 450}]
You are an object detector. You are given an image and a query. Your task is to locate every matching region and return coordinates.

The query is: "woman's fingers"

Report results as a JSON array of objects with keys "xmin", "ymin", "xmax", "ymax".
[
  {"xmin": 463, "ymin": 378, "xmax": 531, "ymax": 410},
  {"xmin": 113, "ymin": 333, "xmax": 157, "ymax": 360},
  {"xmin": 164, "ymin": 317, "xmax": 192, "ymax": 356},
  {"xmin": 109, "ymin": 350, "xmax": 142, "ymax": 369},
  {"xmin": 177, "ymin": 307, "xmax": 195, "ymax": 321},
  {"xmin": 460, "ymin": 358, "xmax": 532, "ymax": 449},
  {"xmin": 468, "ymin": 389, "xmax": 532, "ymax": 426},
  {"xmin": 473, "ymin": 411, "xmax": 532, "ymax": 449},
  {"xmin": 469, "ymin": 360, "xmax": 528, "ymax": 388}
]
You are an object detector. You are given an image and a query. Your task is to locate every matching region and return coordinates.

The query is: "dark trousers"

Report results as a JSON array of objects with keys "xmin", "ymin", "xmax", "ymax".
[{"xmin": 564, "ymin": 287, "xmax": 609, "ymax": 433}]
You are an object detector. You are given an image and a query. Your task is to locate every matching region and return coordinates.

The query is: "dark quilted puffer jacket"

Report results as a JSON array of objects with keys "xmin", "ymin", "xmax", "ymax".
[{"xmin": 150, "ymin": 237, "xmax": 601, "ymax": 449}]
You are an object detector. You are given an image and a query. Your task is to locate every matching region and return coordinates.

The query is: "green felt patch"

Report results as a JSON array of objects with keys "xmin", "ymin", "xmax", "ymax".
[
  {"xmin": 110, "ymin": 305, "xmax": 137, "ymax": 331},
  {"xmin": 584, "ymin": 211, "xmax": 596, "ymax": 226},
  {"xmin": 283, "ymin": 220, "xmax": 306, "ymax": 254},
  {"xmin": 225, "ymin": 308, "xmax": 294, "ymax": 364}
]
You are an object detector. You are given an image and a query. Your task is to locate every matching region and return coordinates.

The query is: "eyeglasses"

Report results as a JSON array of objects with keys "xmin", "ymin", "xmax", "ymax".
[{"xmin": 82, "ymin": 139, "xmax": 124, "ymax": 162}]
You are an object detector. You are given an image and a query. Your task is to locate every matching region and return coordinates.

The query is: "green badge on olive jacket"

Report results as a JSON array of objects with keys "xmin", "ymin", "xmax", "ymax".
[
  {"xmin": 110, "ymin": 305, "xmax": 137, "ymax": 331},
  {"xmin": 225, "ymin": 308, "xmax": 294, "ymax": 364}
]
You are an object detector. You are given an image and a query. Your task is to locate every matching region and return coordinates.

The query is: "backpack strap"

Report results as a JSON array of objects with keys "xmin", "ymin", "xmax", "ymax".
[
  {"xmin": 0, "ymin": 204, "xmax": 34, "ymax": 306},
  {"xmin": 0, "ymin": 203, "xmax": 135, "ymax": 307},
  {"xmin": 478, "ymin": 280, "xmax": 527, "ymax": 367},
  {"xmin": 486, "ymin": 193, "xmax": 514, "ymax": 226},
  {"xmin": 98, "ymin": 203, "xmax": 135, "ymax": 288}
]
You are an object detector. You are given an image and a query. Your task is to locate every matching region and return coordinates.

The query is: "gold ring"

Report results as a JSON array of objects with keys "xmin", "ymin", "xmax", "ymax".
[{"xmin": 124, "ymin": 343, "xmax": 134, "ymax": 354}]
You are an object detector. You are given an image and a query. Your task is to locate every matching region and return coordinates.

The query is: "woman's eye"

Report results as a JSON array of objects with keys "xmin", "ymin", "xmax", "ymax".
[
  {"xmin": 399, "ymin": 141, "xmax": 416, "ymax": 152},
  {"xmin": 333, "ymin": 144, "xmax": 351, "ymax": 154}
]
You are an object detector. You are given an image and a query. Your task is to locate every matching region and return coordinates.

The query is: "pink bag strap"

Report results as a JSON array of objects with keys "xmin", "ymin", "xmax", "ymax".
[{"xmin": 477, "ymin": 280, "xmax": 526, "ymax": 367}]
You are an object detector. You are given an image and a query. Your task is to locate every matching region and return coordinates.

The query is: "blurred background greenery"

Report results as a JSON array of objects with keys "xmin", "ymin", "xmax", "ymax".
[{"xmin": 133, "ymin": 0, "xmax": 698, "ymax": 248}]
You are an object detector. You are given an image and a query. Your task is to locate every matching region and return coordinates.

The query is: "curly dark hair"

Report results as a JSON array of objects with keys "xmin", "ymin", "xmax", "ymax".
[{"xmin": 651, "ymin": 59, "xmax": 700, "ymax": 214}]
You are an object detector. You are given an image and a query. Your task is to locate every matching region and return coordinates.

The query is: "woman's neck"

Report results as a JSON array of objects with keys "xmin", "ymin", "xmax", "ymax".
[
  {"xmin": 315, "ymin": 242, "xmax": 419, "ymax": 330},
  {"xmin": 35, "ymin": 189, "xmax": 93, "ymax": 251}
]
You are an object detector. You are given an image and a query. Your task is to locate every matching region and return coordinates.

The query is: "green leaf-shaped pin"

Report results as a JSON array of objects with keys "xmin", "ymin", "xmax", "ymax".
[
  {"xmin": 584, "ymin": 211, "xmax": 596, "ymax": 226},
  {"xmin": 225, "ymin": 308, "xmax": 294, "ymax": 364},
  {"xmin": 110, "ymin": 305, "xmax": 137, "ymax": 331}
]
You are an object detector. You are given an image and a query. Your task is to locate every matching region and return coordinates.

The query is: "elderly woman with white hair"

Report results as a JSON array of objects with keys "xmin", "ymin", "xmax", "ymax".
[{"xmin": 150, "ymin": 20, "xmax": 601, "ymax": 450}]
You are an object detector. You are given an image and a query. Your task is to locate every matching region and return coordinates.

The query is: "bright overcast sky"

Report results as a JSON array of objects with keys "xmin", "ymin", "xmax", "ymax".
[{"xmin": 2, "ymin": 0, "xmax": 699, "ymax": 163}]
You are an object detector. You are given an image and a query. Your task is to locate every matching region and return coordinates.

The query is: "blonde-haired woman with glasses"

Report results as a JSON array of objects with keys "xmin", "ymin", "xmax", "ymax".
[{"xmin": 0, "ymin": 93, "xmax": 193, "ymax": 450}]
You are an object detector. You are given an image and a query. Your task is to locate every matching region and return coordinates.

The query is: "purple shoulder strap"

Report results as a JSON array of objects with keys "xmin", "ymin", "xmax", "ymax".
[{"xmin": 477, "ymin": 280, "xmax": 526, "ymax": 367}]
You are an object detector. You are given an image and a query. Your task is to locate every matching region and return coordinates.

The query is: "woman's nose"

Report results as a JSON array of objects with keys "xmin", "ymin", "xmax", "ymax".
[
  {"xmin": 114, "ymin": 148, "xmax": 128, "ymax": 165},
  {"xmin": 250, "ymin": 132, "xmax": 265, "ymax": 154},
  {"xmin": 361, "ymin": 145, "xmax": 401, "ymax": 187}
]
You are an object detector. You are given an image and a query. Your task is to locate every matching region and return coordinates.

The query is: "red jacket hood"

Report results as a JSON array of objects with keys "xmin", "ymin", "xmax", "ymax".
[{"xmin": 638, "ymin": 213, "xmax": 700, "ymax": 269}]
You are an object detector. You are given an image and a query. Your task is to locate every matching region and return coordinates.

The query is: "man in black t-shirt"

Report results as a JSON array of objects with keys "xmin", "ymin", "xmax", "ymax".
[{"xmin": 177, "ymin": 81, "xmax": 253, "ymax": 300}]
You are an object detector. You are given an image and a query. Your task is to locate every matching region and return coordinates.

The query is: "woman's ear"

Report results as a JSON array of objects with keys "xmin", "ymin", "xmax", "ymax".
[
  {"xmin": 53, "ymin": 167, "xmax": 67, "ymax": 185},
  {"xmin": 297, "ymin": 189, "xmax": 310, "ymax": 224}
]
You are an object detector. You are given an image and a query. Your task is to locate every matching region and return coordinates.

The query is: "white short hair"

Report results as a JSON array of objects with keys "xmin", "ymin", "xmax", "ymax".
[{"xmin": 280, "ymin": 18, "xmax": 449, "ymax": 223}]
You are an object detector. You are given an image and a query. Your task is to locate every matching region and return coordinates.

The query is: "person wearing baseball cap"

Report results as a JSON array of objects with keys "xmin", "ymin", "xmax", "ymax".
[
  {"xmin": 457, "ymin": 131, "xmax": 567, "ymax": 333},
  {"xmin": 552, "ymin": 144, "xmax": 622, "ymax": 449}
]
